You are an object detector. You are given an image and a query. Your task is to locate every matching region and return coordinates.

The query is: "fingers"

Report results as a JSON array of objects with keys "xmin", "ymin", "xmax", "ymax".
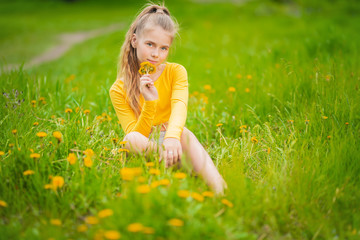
[
  {"xmin": 140, "ymin": 79, "xmax": 154, "ymax": 89},
  {"xmin": 164, "ymin": 149, "xmax": 181, "ymax": 168}
]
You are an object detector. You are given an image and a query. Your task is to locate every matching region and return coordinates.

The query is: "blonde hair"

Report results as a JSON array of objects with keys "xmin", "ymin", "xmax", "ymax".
[{"xmin": 117, "ymin": 3, "xmax": 178, "ymax": 117}]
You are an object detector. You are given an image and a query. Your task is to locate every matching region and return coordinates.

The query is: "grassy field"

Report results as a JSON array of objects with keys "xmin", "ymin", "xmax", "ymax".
[{"xmin": 1, "ymin": 0, "xmax": 360, "ymax": 239}]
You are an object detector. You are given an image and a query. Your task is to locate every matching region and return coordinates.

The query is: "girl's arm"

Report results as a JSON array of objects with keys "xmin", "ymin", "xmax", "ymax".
[
  {"xmin": 164, "ymin": 64, "xmax": 189, "ymax": 140},
  {"xmin": 109, "ymin": 81, "xmax": 157, "ymax": 138}
]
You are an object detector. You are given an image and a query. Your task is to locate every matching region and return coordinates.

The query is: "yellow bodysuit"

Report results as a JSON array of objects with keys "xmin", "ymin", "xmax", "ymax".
[{"xmin": 109, "ymin": 62, "xmax": 188, "ymax": 141}]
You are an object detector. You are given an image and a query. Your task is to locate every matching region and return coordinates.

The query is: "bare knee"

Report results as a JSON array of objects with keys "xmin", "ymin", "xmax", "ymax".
[
  {"xmin": 123, "ymin": 132, "xmax": 148, "ymax": 152},
  {"xmin": 180, "ymin": 127, "xmax": 197, "ymax": 151}
]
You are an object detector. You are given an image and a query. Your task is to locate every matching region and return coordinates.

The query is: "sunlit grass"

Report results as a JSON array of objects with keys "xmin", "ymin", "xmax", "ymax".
[{"xmin": 1, "ymin": 0, "xmax": 360, "ymax": 239}]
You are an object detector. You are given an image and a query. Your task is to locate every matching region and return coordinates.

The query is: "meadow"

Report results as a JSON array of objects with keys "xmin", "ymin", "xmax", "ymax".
[{"xmin": 1, "ymin": 0, "xmax": 359, "ymax": 239}]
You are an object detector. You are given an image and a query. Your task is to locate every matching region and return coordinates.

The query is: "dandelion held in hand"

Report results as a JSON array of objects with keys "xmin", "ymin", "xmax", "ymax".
[{"xmin": 138, "ymin": 61, "xmax": 156, "ymax": 75}]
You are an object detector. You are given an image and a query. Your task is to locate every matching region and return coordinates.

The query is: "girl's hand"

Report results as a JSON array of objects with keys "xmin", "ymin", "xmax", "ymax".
[
  {"xmin": 140, "ymin": 74, "xmax": 158, "ymax": 101},
  {"xmin": 160, "ymin": 138, "xmax": 182, "ymax": 168}
]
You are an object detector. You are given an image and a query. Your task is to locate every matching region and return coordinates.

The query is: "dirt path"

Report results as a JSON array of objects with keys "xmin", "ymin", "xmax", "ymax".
[{"xmin": 2, "ymin": 22, "xmax": 125, "ymax": 73}]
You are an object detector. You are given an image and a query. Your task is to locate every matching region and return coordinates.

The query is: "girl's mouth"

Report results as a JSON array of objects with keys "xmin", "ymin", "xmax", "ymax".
[{"xmin": 147, "ymin": 59, "xmax": 158, "ymax": 64}]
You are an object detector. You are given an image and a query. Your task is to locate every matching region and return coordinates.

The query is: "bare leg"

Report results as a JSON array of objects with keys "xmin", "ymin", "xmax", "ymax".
[
  {"xmin": 180, "ymin": 127, "xmax": 227, "ymax": 195},
  {"xmin": 123, "ymin": 130, "xmax": 227, "ymax": 194},
  {"xmin": 123, "ymin": 132, "xmax": 158, "ymax": 155}
]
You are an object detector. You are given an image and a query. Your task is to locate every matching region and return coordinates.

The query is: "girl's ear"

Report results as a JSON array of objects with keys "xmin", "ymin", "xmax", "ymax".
[{"xmin": 131, "ymin": 34, "xmax": 137, "ymax": 48}]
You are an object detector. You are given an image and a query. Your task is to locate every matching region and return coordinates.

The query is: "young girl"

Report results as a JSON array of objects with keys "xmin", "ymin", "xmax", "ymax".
[{"xmin": 110, "ymin": 4, "xmax": 227, "ymax": 194}]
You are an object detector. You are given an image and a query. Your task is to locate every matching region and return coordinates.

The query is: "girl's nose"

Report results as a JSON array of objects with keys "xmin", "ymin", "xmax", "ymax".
[{"xmin": 151, "ymin": 49, "xmax": 159, "ymax": 58}]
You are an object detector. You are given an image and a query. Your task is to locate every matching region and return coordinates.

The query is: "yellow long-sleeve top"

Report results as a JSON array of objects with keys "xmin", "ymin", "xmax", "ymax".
[{"xmin": 109, "ymin": 62, "xmax": 188, "ymax": 141}]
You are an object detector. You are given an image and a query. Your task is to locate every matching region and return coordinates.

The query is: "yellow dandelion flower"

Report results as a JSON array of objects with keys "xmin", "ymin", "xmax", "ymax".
[
  {"xmin": 119, "ymin": 141, "xmax": 127, "ymax": 145},
  {"xmin": 83, "ymin": 149, "xmax": 95, "ymax": 157},
  {"xmin": 0, "ymin": 200, "xmax": 8, "ymax": 207},
  {"xmin": 65, "ymin": 74, "xmax": 75, "ymax": 83},
  {"xmin": 36, "ymin": 132, "xmax": 47, "ymax": 138},
  {"xmin": 112, "ymin": 138, "xmax": 118, "ymax": 144},
  {"xmin": 177, "ymin": 190, "xmax": 190, "ymax": 198},
  {"xmin": 139, "ymin": 61, "xmax": 156, "ymax": 75},
  {"xmin": 84, "ymin": 156, "xmax": 93, "ymax": 168},
  {"xmin": 159, "ymin": 179, "xmax": 170, "ymax": 186},
  {"xmin": 85, "ymin": 216, "xmax": 99, "ymax": 225},
  {"xmin": 84, "ymin": 109, "xmax": 90, "ymax": 114},
  {"xmin": 50, "ymin": 219, "xmax": 62, "ymax": 226},
  {"xmin": 246, "ymin": 74, "xmax": 252, "ymax": 79},
  {"xmin": 322, "ymin": 116, "xmax": 328, "ymax": 119},
  {"xmin": 77, "ymin": 224, "xmax": 88, "ymax": 232},
  {"xmin": 216, "ymin": 123, "xmax": 223, "ymax": 127},
  {"xmin": 240, "ymin": 129, "xmax": 248, "ymax": 133},
  {"xmin": 191, "ymin": 192, "xmax": 204, "ymax": 202},
  {"xmin": 120, "ymin": 168, "xmax": 135, "ymax": 181},
  {"xmin": 9, "ymin": 143, "xmax": 14, "ymax": 148},
  {"xmin": 221, "ymin": 198, "xmax": 234, "ymax": 208},
  {"xmin": 327, "ymin": 136, "xmax": 331, "ymax": 139},
  {"xmin": 12, "ymin": 129, "xmax": 17, "ymax": 134},
  {"xmin": 132, "ymin": 167, "xmax": 142, "ymax": 176},
  {"xmin": 23, "ymin": 170, "xmax": 35, "ymax": 176},
  {"xmin": 143, "ymin": 227, "xmax": 155, "ymax": 234},
  {"xmin": 98, "ymin": 209, "xmax": 113, "ymax": 218},
  {"xmin": 53, "ymin": 131, "xmax": 62, "ymax": 143},
  {"xmin": 137, "ymin": 176, "xmax": 147, "ymax": 183},
  {"xmin": 44, "ymin": 184, "xmax": 53, "ymax": 190},
  {"xmin": 30, "ymin": 153, "xmax": 40, "ymax": 159},
  {"xmin": 236, "ymin": 74, "xmax": 242, "ymax": 79},
  {"xmin": 239, "ymin": 125, "xmax": 247, "ymax": 129},
  {"xmin": 345, "ymin": 122, "xmax": 349, "ymax": 125},
  {"xmin": 33, "ymin": 122, "xmax": 39, "ymax": 126},
  {"xmin": 118, "ymin": 148, "xmax": 130, "ymax": 153},
  {"xmin": 52, "ymin": 176, "xmax": 64, "ymax": 190},
  {"xmin": 149, "ymin": 168, "xmax": 160, "ymax": 175},
  {"xmin": 67, "ymin": 153, "xmax": 77, "ymax": 165},
  {"xmin": 245, "ymin": 88, "xmax": 250, "ymax": 93},
  {"xmin": 267, "ymin": 147, "xmax": 271, "ymax": 154},
  {"xmin": 204, "ymin": 85, "xmax": 211, "ymax": 90},
  {"xmin": 94, "ymin": 230, "xmax": 104, "ymax": 240},
  {"xmin": 228, "ymin": 87, "xmax": 236, "ymax": 92},
  {"xmin": 145, "ymin": 162, "xmax": 155, "ymax": 167},
  {"xmin": 137, "ymin": 184, "xmax": 151, "ymax": 194},
  {"xmin": 0, "ymin": 151, "xmax": 5, "ymax": 156},
  {"xmin": 104, "ymin": 230, "xmax": 121, "ymax": 240},
  {"xmin": 31, "ymin": 100, "xmax": 36, "ymax": 107},
  {"xmin": 200, "ymin": 93, "xmax": 209, "ymax": 104},
  {"xmin": 174, "ymin": 172, "xmax": 186, "ymax": 179},
  {"xmin": 202, "ymin": 191, "xmax": 214, "ymax": 198},
  {"xmin": 287, "ymin": 120, "xmax": 294, "ymax": 123},
  {"xmin": 127, "ymin": 222, "xmax": 144, "ymax": 232},
  {"xmin": 168, "ymin": 218, "xmax": 184, "ymax": 227},
  {"xmin": 39, "ymin": 97, "xmax": 45, "ymax": 102},
  {"xmin": 150, "ymin": 181, "xmax": 160, "ymax": 188},
  {"xmin": 65, "ymin": 108, "xmax": 73, "ymax": 113},
  {"xmin": 251, "ymin": 136, "xmax": 258, "ymax": 144},
  {"xmin": 305, "ymin": 120, "xmax": 310, "ymax": 124}
]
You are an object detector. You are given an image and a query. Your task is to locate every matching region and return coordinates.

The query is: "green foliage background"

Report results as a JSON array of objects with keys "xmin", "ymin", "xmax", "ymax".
[{"xmin": 1, "ymin": 0, "xmax": 359, "ymax": 239}]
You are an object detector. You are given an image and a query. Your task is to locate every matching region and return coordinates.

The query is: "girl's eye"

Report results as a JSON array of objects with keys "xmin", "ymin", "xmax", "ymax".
[
  {"xmin": 161, "ymin": 47, "xmax": 168, "ymax": 51},
  {"xmin": 147, "ymin": 43, "xmax": 152, "ymax": 47}
]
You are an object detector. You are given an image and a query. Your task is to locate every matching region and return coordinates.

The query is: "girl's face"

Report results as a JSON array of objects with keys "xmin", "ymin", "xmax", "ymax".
[{"xmin": 132, "ymin": 25, "xmax": 173, "ymax": 68}]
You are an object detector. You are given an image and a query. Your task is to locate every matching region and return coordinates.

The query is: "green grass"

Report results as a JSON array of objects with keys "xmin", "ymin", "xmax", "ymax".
[{"xmin": 1, "ymin": 0, "xmax": 360, "ymax": 239}]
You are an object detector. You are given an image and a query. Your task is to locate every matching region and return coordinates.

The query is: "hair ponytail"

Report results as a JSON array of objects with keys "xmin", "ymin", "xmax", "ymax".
[{"xmin": 117, "ymin": 3, "xmax": 178, "ymax": 117}]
